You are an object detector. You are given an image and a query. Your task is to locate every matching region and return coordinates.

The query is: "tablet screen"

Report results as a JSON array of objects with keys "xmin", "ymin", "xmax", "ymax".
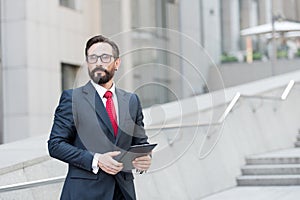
[{"xmin": 119, "ymin": 143, "xmax": 157, "ymax": 171}]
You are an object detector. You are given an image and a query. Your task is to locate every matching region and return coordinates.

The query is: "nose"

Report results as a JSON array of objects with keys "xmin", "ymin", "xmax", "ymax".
[{"xmin": 95, "ymin": 57, "xmax": 103, "ymax": 66}]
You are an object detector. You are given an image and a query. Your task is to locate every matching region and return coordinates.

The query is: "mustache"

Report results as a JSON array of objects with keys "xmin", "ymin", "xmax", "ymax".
[{"xmin": 91, "ymin": 66, "xmax": 108, "ymax": 74}]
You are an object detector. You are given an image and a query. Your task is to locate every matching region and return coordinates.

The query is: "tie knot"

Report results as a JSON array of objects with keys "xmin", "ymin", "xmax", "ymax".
[{"xmin": 104, "ymin": 91, "xmax": 113, "ymax": 99}]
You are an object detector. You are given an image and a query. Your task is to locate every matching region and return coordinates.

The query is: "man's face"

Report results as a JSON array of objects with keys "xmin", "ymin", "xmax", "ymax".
[{"xmin": 86, "ymin": 42, "xmax": 120, "ymax": 85}]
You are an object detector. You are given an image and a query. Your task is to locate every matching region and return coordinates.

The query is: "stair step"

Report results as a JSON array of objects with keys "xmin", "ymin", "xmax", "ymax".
[
  {"xmin": 295, "ymin": 141, "xmax": 300, "ymax": 147},
  {"xmin": 237, "ymin": 175, "xmax": 300, "ymax": 186},
  {"xmin": 241, "ymin": 164, "xmax": 300, "ymax": 175},
  {"xmin": 246, "ymin": 157, "xmax": 300, "ymax": 165}
]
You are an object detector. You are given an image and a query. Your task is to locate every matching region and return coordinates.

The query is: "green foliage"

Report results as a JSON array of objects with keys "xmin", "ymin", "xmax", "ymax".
[
  {"xmin": 252, "ymin": 52, "xmax": 262, "ymax": 60},
  {"xmin": 277, "ymin": 50, "xmax": 287, "ymax": 59},
  {"xmin": 221, "ymin": 54, "xmax": 238, "ymax": 63},
  {"xmin": 296, "ymin": 49, "xmax": 300, "ymax": 57}
]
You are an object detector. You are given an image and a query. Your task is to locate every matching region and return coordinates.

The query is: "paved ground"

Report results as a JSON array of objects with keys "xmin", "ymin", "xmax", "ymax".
[{"xmin": 201, "ymin": 186, "xmax": 300, "ymax": 200}]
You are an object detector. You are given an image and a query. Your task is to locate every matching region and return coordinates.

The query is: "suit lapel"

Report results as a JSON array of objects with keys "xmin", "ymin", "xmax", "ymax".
[
  {"xmin": 115, "ymin": 88, "xmax": 130, "ymax": 144},
  {"xmin": 82, "ymin": 82, "xmax": 115, "ymax": 141}
]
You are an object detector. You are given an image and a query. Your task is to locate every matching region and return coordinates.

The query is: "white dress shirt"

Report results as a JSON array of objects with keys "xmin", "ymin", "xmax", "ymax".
[{"xmin": 90, "ymin": 80, "xmax": 119, "ymax": 174}]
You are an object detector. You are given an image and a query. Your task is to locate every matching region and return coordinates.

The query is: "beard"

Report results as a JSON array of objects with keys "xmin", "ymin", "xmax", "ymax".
[{"xmin": 89, "ymin": 65, "xmax": 115, "ymax": 85}]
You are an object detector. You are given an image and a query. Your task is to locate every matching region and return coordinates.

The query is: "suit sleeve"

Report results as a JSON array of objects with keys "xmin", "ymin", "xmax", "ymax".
[
  {"xmin": 48, "ymin": 90, "xmax": 93, "ymax": 171},
  {"xmin": 131, "ymin": 94, "xmax": 149, "ymax": 145}
]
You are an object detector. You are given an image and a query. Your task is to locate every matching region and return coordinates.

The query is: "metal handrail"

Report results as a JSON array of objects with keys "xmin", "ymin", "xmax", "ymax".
[
  {"xmin": 145, "ymin": 122, "xmax": 221, "ymax": 130},
  {"xmin": 240, "ymin": 80, "xmax": 295, "ymax": 101},
  {"xmin": 0, "ymin": 80, "xmax": 295, "ymax": 193},
  {"xmin": 145, "ymin": 80, "xmax": 295, "ymax": 131},
  {"xmin": 0, "ymin": 176, "xmax": 65, "ymax": 193},
  {"xmin": 145, "ymin": 92, "xmax": 241, "ymax": 131}
]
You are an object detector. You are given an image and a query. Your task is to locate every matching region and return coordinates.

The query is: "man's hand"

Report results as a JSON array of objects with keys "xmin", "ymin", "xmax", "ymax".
[
  {"xmin": 132, "ymin": 154, "xmax": 152, "ymax": 173},
  {"xmin": 97, "ymin": 151, "xmax": 123, "ymax": 175}
]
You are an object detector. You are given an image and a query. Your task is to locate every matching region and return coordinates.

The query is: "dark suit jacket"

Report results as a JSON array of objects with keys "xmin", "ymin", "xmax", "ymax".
[{"xmin": 48, "ymin": 82, "xmax": 148, "ymax": 200}]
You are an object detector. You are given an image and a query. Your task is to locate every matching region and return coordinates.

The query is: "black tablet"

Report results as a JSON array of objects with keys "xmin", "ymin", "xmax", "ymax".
[{"xmin": 119, "ymin": 143, "xmax": 157, "ymax": 171}]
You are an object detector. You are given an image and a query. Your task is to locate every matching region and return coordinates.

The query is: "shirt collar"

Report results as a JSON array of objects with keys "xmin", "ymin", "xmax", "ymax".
[{"xmin": 90, "ymin": 80, "xmax": 116, "ymax": 98}]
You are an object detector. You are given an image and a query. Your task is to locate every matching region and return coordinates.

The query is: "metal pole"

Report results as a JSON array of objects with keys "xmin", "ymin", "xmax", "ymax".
[
  {"xmin": 0, "ymin": 0, "xmax": 4, "ymax": 144},
  {"xmin": 271, "ymin": 0, "xmax": 277, "ymax": 76},
  {"xmin": 120, "ymin": 0, "xmax": 133, "ymax": 91}
]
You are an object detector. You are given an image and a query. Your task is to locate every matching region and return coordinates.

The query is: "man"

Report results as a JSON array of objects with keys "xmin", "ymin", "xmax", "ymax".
[{"xmin": 48, "ymin": 35, "xmax": 152, "ymax": 200}]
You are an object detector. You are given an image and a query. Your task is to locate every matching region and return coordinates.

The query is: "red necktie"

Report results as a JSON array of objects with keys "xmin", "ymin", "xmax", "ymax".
[{"xmin": 104, "ymin": 91, "xmax": 118, "ymax": 137}]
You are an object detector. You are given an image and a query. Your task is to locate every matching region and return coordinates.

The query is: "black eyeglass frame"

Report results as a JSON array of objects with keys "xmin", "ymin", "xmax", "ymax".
[{"xmin": 86, "ymin": 54, "xmax": 116, "ymax": 64}]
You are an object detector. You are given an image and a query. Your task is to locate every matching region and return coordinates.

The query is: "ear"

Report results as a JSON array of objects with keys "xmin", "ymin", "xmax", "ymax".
[{"xmin": 114, "ymin": 58, "xmax": 121, "ymax": 71}]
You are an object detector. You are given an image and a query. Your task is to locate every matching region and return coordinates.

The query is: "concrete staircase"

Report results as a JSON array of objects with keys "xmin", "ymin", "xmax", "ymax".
[
  {"xmin": 237, "ymin": 133, "xmax": 300, "ymax": 186},
  {"xmin": 295, "ymin": 131, "xmax": 300, "ymax": 147}
]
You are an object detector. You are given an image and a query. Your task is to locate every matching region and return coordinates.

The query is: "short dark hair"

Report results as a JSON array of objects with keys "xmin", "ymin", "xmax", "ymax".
[{"xmin": 85, "ymin": 35, "xmax": 119, "ymax": 58}]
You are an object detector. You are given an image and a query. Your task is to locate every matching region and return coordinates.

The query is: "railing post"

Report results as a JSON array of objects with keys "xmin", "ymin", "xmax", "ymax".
[
  {"xmin": 218, "ymin": 93, "xmax": 241, "ymax": 123},
  {"xmin": 281, "ymin": 80, "xmax": 295, "ymax": 100}
]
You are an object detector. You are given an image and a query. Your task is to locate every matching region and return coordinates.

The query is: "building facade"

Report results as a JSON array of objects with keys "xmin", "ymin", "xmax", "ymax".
[
  {"xmin": 1, "ymin": 0, "xmax": 300, "ymax": 143},
  {"xmin": 221, "ymin": 0, "xmax": 300, "ymax": 57},
  {"xmin": 100, "ymin": 0, "xmax": 222, "ymax": 105},
  {"xmin": 0, "ymin": 0, "xmax": 100, "ymax": 143}
]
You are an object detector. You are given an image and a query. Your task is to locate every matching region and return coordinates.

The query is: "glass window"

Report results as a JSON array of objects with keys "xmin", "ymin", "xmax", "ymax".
[
  {"xmin": 59, "ymin": 0, "xmax": 76, "ymax": 10},
  {"xmin": 61, "ymin": 63, "xmax": 80, "ymax": 91}
]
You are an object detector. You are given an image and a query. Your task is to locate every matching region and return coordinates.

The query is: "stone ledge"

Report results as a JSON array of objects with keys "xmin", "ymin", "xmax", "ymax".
[{"xmin": 0, "ymin": 134, "xmax": 50, "ymax": 175}]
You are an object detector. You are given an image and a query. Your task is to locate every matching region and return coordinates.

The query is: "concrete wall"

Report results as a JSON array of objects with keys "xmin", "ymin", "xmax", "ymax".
[
  {"xmin": 208, "ymin": 59, "xmax": 300, "ymax": 91},
  {"xmin": 1, "ymin": 0, "xmax": 100, "ymax": 143},
  {"xmin": 136, "ymin": 70, "xmax": 300, "ymax": 199},
  {"xmin": 0, "ymin": 158, "xmax": 66, "ymax": 200},
  {"xmin": 0, "ymin": 134, "xmax": 67, "ymax": 199}
]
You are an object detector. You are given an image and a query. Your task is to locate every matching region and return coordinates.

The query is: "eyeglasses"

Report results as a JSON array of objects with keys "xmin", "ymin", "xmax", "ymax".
[{"xmin": 86, "ymin": 54, "xmax": 115, "ymax": 64}]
